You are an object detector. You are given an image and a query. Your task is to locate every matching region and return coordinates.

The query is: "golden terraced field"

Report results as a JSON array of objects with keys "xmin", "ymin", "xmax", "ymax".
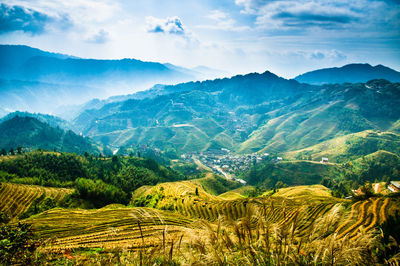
[
  {"xmin": 17, "ymin": 180, "xmax": 400, "ymax": 255},
  {"xmin": 0, "ymin": 182, "xmax": 73, "ymax": 220}
]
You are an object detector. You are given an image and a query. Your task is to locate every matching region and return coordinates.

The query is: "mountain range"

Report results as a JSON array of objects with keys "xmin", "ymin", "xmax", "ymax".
[
  {"xmin": 0, "ymin": 45, "xmax": 221, "ymax": 115},
  {"xmin": 1, "ymin": 45, "xmax": 400, "ymax": 159},
  {"xmin": 1, "ymin": 45, "xmax": 400, "ymax": 117},
  {"xmin": 295, "ymin": 63, "xmax": 400, "ymax": 84},
  {"xmin": 71, "ymin": 73, "xmax": 400, "ymax": 155}
]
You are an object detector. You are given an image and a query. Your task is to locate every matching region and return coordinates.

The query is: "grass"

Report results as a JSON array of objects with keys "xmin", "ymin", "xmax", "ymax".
[
  {"xmin": 25, "ymin": 207, "xmax": 196, "ymax": 252},
  {"xmin": 335, "ymin": 197, "xmax": 400, "ymax": 240},
  {"xmin": 243, "ymin": 160, "xmax": 342, "ymax": 188}
]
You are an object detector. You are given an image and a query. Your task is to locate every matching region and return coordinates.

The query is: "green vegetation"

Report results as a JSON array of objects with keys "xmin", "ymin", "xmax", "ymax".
[
  {"xmin": 171, "ymin": 162, "xmax": 202, "ymax": 176},
  {"xmin": 0, "ymin": 115, "xmax": 103, "ymax": 155},
  {"xmin": 193, "ymin": 173, "xmax": 241, "ymax": 195},
  {"xmin": 0, "ymin": 223, "xmax": 39, "ymax": 265},
  {"xmin": 0, "ymin": 151, "xmax": 185, "ymax": 207},
  {"xmin": 242, "ymin": 160, "xmax": 340, "ymax": 188},
  {"xmin": 72, "ymin": 78, "xmax": 400, "ymax": 156},
  {"xmin": 240, "ymin": 149, "xmax": 400, "ymax": 198},
  {"xmin": 285, "ymin": 130, "xmax": 400, "ymax": 163}
]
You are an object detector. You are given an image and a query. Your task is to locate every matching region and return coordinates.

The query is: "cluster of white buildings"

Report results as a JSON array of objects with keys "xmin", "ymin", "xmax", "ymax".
[{"xmin": 181, "ymin": 149, "xmax": 274, "ymax": 178}]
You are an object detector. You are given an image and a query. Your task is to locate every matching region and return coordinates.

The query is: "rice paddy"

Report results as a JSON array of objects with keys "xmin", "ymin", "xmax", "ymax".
[
  {"xmin": 0, "ymin": 182, "xmax": 73, "ymax": 220},
  {"xmin": 16, "ymin": 181, "xmax": 399, "ymax": 255},
  {"xmin": 2, "ymin": 180, "xmax": 399, "ymax": 265}
]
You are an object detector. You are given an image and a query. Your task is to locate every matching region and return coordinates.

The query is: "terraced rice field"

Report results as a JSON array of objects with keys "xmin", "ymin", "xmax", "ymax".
[
  {"xmin": 335, "ymin": 197, "xmax": 399, "ymax": 240},
  {"xmin": 18, "ymin": 181, "xmax": 400, "ymax": 254},
  {"xmin": 0, "ymin": 183, "xmax": 73, "ymax": 220},
  {"xmin": 25, "ymin": 207, "xmax": 200, "ymax": 252},
  {"xmin": 134, "ymin": 182, "xmax": 400, "ymax": 239}
]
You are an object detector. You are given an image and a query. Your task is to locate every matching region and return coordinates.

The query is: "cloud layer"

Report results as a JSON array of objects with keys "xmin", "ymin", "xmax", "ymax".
[
  {"xmin": 0, "ymin": 3, "xmax": 52, "ymax": 34},
  {"xmin": 235, "ymin": 0, "xmax": 399, "ymax": 33}
]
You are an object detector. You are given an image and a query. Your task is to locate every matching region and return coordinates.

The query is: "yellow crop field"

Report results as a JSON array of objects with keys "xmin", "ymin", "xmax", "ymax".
[
  {"xmin": 335, "ymin": 197, "xmax": 400, "ymax": 240},
  {"xmin": 24, "ymin": 194, "xmax": 400, "ymax": 259},
  {"xmin": 25, "ymin": 207, "xmax": 201, "ymax": 252},
  {"xmin": 1, "ymin": 180, "xmax": 398, "ymax": 264},
  {"xmin": 0, "ymin": 182, "xmax": 73, "ymax": 220}
]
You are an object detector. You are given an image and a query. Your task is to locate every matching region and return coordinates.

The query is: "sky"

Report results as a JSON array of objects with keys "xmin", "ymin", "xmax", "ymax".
[{"xmin": 0, "ymin": 0, "xmax": 399, "ymax": 78}]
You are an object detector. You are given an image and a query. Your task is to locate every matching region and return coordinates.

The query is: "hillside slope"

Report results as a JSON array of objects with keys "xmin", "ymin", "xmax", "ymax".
[
  {"xmin": 73, "ymin": 76, "xmax": 400, "ymax": 155},
  {"xmin": 284, "ymin": 130, "xmax": 400, "ymax": 163},
  {"xmin": 0, "ymin": 116, "xmax": 101, "ymax": 154},
  {"xmin": 0, "ymin": 183, "xmax": 73, "ymax": 220}
]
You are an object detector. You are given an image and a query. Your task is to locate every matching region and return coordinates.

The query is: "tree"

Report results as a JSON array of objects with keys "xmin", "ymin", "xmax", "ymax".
[
  {"xmin": 275, "ymin": 181, "xmax": 286, "ymax": 189},
  {"xmin": 116, "ymin": 165, "xmax": 158, "ymax": 194},
  {"xmin": 75, "ymin": 178, "xmax": 127, "ymax": 207},
  {"xmin": 0, "ymin": 149, "xmax": 6, "ymax": 156},
  {"xmin": 360, "ymin": 182, "xmax": 374, "ymax": 197},
  {"xmin": 0, "ymin": 223, "xmax": 39, "ymax": 265}
]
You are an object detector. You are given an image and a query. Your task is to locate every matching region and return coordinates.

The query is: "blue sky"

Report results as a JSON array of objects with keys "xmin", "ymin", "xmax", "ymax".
[{"xmin": 0, "ymin": 0, "xmax": 399, "ymax": 78}]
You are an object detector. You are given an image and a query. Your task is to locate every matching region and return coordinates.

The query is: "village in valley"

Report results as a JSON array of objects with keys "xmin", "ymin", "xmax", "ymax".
[
  {"xmin": 180, "ymin": 148, "xmax": 400, "ymax": 196},
  {"xmin": 181, "ymin": 149, "xmax": 280, "ymax": 183}
]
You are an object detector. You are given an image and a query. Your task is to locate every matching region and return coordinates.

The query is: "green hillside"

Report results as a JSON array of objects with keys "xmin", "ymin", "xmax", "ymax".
[
  {"xmin": 238, "ymin": 80, "xmax": 400, "ymax": 153},
  {"xmin": 0, "ymin": 151, "xmax": 185, "ymax": 208},
  {"xmin": 242, "ymin": 160, "xmax": 341, "ymax": 188},
  {"xmin": 0, "ymin": 116, "xmax": 101, "ymax": 155},
  {"xmin": 72, "ymin": 75, "xmax": 400, "ymax": 155},
  {"xmin": 345, "ymin": 150, "xmax": 400, "ymax": 183},
  {"xmin": 284, "ymin": 130, "xmax": 400, "ymax": 163}
]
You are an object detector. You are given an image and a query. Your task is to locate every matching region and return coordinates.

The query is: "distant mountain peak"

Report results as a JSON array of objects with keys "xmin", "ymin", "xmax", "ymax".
[{"xmin": 295, "ymin": 63, "xmax": 400, "ymax": 85}]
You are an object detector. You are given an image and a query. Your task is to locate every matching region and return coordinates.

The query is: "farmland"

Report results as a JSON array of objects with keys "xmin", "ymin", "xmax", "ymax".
[
  {"xmin": 26, "ymin": 207, "xmax": 196, "ymax": 252},
  {"xmin": 0, "ymin": 182, "xmax": 73, "ymax": 220},
  {"xmin": 21, "ymin": 182, "xmax": 400, "ymax": 256},
  {"xmin": 1, "ymin": 167, "xmax": 400, "ymax": 264}
]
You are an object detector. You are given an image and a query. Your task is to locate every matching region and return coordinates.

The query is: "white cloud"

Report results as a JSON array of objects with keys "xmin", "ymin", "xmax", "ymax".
[
  {"xmin": 146, "ymin": 16, "xmax": 185, "ymax": 35},
  {"xmin": 1, "ymin": 0, "xmax": 120, "ymax": 24},
  {"xmin": 86, "ymin": 29, "xmax": 110, "ymax": 44},
  {"xmin": 207, "ymin": 10, "xmax": 228, "ymax": 21},
  {"xmin": 289, "ymin": 49, "xmax": 347, "ymax": 61},
  {"xmin": 197, "ymin": 10, "xmax": 250, "ymax": 31}
]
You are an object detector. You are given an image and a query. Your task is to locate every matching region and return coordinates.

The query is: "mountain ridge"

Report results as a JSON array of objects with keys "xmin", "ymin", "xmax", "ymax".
[
  {"xmin": 0, "ymin": 45, "xmax": 210, "ymax": 115},
  {"xmin": 295, "ymin": 63, "xmax": 400, "ymax": 84},
  {"xmin": 70, "ymin": 67, "xmax": 400, "ymax": 155}
]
